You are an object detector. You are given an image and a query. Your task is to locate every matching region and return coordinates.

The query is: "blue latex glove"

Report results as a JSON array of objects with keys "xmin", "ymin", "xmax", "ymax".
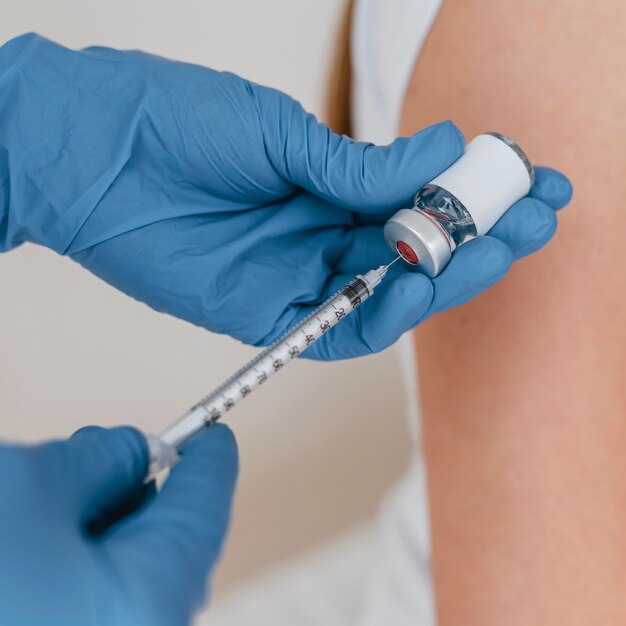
[
  {"xmin": 0, "ymin": 425, "xmax": 237, "ymax": 626},
  {"xmin": 0, "ymin": 34, "xmax": 573, "ymax": 359}
]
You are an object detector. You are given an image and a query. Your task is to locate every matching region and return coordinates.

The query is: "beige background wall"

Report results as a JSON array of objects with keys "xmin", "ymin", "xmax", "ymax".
[{"xmin": 0, "ymin": 0, "xmax": 411, "ymax": 590}]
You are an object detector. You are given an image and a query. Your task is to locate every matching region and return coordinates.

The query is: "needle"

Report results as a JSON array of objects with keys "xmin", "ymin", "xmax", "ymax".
[{"xmin": 386, "ymin": 254, "xmax": 403, "ymax": 269}]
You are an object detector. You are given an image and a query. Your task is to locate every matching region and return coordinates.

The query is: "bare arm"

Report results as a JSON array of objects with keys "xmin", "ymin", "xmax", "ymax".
[{"xmin": 400, "ymin": 1, "xmax": 626, "ymax": 623}]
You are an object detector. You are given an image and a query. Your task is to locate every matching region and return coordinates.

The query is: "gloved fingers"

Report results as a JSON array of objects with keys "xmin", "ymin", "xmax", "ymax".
[
  {"xmin": 528, "ymin": 166, "xmax": 573, "ymax": 210},
  {"xmin": 105, "ymin": 425, "xmax": 238, "ymax": 600},
  {"xmin": 428, "ymin": 236, "xmax": 514, "ymax": 315},
  {"xmin": 65, "ymin": 426, "xmax": 148, "ymax": 525},
  {"xmin": 488, "ymin": 197, "xmax": 558, "ymax": 261},
  {"xmin": 251, "ymin": 84, "xmax": 465, "ymax": 212},
  {"xmin": 337, "ymin": 169, "xmax": 570, "ymax": 271},
  {"xmin": 303, "ymin": 270, "xmax": 433, "ymax": 360},
  {"xmin": 328, "ymin": 211, "xmax": 549, "ymax": 339}
]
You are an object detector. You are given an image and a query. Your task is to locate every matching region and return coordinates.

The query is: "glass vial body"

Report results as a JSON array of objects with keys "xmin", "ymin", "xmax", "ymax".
[{"xmin": 384, "ymin": 132, "xmax": 534, "ymax": 277}]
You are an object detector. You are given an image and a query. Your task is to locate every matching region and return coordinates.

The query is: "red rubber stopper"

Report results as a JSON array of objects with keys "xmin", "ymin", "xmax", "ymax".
[{"xmin": 396, "ymin": 240, "xmax": 419, "ymax": 265}]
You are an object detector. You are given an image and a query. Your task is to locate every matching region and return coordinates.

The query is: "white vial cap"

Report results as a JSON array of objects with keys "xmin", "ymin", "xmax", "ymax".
[{"xmin": 429, "ymin": 133, "xmax": 534, "ymax": 235}]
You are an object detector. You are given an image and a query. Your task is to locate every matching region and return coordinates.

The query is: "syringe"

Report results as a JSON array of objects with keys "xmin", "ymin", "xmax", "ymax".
[{"xmin": 146, "ymin": 259, "xmax": 400, "ymax": 478}]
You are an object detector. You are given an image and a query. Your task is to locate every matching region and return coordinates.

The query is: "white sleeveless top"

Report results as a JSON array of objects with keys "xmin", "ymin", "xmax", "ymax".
[
  {"xmin": 351, "ymin": 0, "xmax": 443, "ymax": 145},
  {"xmin": 351, "ymin": 2, "xmax": 443, "ymax": 626}
]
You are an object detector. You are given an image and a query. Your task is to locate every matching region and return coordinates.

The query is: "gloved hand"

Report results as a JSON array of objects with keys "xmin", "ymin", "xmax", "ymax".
[
  {"xmin": 0, "ymin": 425, "xmax": 238, "ymax": 626},
  {"xmin": 0, "ymin": 34, "xmax": 573, "ymax": 360}
]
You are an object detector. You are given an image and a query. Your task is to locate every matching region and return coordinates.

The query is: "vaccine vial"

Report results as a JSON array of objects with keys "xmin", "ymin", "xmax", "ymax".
[{"xmin": 384, "ymin": 132, "xmax": 534, "ymax": 277}]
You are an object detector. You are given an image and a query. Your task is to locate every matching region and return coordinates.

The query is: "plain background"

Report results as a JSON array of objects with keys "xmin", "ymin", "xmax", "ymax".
[{"xmin": 0, "ymin": 0, "xmax": 412, "ymax": 593}]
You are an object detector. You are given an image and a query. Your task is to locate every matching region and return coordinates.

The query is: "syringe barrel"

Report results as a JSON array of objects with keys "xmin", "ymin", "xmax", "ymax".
[
  {"xmin": 149, "ymin": 274, "xmax": 375, "ymax": 475},
  {"xmin": 384, "ymin": 132, "xmax": 534, "ymax": 277},
  {"xmin": 160, "ymin": 405, "xmax": 210, "ymax": 451}
]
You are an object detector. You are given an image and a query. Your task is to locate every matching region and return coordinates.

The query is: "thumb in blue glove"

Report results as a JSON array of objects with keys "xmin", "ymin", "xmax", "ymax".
[{"xmin": 0, "ymin": 424, "xmax": 238, "ymax": 626}]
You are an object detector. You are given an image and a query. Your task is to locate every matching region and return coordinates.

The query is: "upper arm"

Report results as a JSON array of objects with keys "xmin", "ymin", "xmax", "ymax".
[
  {"xmin": 401, "ymin": 0, "xmax": 626, "ymax": 438},
  {"xmin": 399, "ymin": 1, "xmax": 626, "ymax": 623},
  {"xmin": 400, "ymin": 0, "xmax": 626, "ymax": 432}
]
